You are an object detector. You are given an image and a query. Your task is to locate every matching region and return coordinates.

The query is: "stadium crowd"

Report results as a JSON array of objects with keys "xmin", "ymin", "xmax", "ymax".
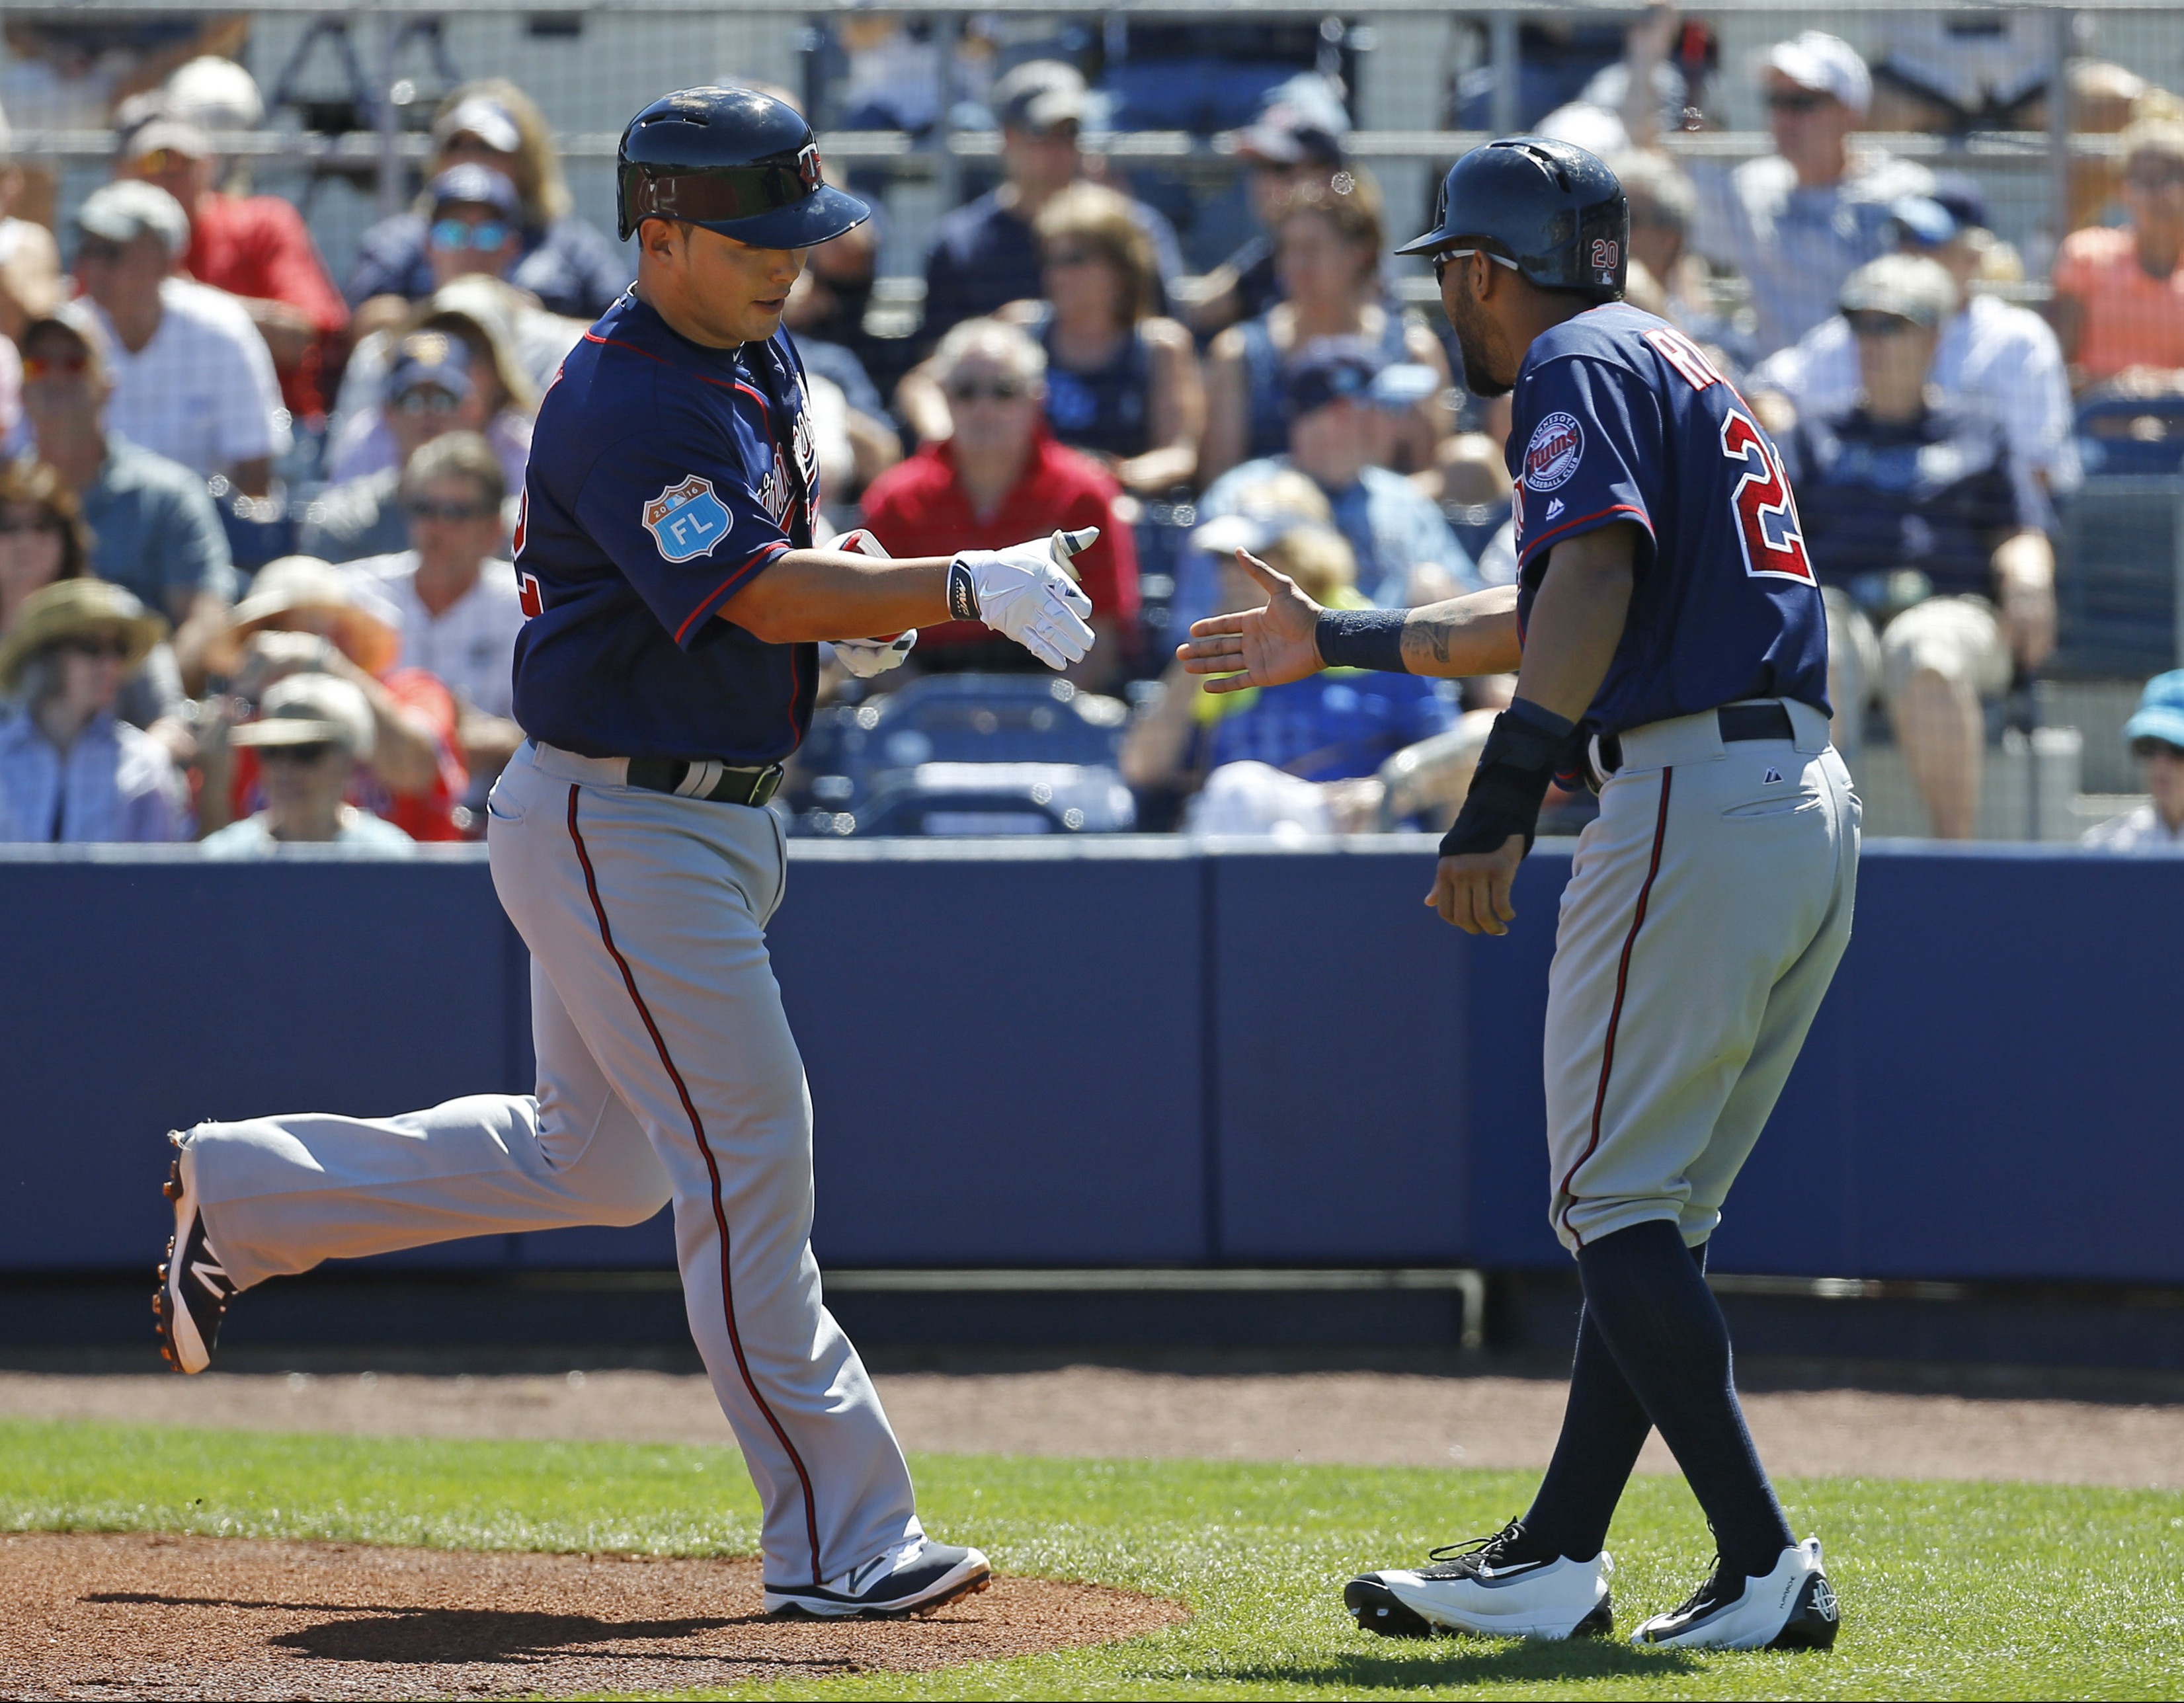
[{"xmin": 0, "ymin": 22, "xmax": 2179, "ymax": 851}]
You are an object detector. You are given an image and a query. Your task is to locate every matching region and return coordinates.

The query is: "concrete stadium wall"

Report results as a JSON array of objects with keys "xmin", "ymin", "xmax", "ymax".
[{"xmin": 0, "ymin": 839, "xmax": 2172, "ymax": 1285}]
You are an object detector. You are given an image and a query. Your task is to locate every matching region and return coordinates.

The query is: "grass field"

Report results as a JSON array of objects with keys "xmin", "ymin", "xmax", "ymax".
[{"xmin": 4, "ymin": 1415, "xmax": 2181, "ymax": 1700}]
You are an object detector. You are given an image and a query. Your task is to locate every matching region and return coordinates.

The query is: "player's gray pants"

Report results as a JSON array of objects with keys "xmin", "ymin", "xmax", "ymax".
[
  {"xmin": 1546, "ymin": 698, "xmax": 1859, "ymax": 1253},
  {"xmin": 179, "ymin": 740, "xmax": 920, "ymax": 1589}
]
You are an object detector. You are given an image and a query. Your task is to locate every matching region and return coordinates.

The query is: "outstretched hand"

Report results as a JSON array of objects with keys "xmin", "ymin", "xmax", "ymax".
[{"xmin": 1175, "ymin": 550, "xmax": 1325, "ymax": 694}]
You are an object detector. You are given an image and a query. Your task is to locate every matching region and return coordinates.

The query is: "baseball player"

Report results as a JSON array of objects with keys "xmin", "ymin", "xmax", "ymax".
[
  {"xmin": 1181, "ymin": 138, "xmax": 1853, "ymax": 1651},
  {"xmin": 153, "ymin": 87, "xmax": 1101, "ymax": 1620}
]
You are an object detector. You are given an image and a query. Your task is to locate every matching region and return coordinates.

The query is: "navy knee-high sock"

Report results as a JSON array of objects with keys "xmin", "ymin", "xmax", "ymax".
[
  {"xmin": 1513, "ymin": 1239, "xmax": 1707, "ymax": 1565},
  {"xmin": 1560, "ymin": 1219, "xmax": 1791, "ymax": 1581}
]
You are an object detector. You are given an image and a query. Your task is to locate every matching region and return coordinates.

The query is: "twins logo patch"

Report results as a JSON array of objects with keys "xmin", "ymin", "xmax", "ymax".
[
  {"xmin": 1525, "ymin": 411, "xmax": 1584, "ymax": 492},
  {"xmin": 643, "ymin": 475, "xmax": 733, "ymax": 563}
]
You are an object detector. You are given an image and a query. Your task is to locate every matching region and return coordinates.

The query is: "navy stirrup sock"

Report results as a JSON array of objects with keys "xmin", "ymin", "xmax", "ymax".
[{"xmin": 1517, "ymin": 1222, "xmax": 1792, "ymax": 1581}]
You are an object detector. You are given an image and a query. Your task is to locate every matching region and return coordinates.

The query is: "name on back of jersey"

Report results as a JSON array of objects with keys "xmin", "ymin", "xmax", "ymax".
[
  {"xmin": 643, "ymin": 475, "xmax": 734, "ymax": 562},
  {"xmin": 1525, "ymin": 411, "xmax": 1585, "ymax": 491}
]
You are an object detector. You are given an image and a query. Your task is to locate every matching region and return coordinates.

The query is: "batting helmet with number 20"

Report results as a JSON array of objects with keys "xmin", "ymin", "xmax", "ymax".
[{"xmin": 1398, "ymin": 136, "xmax": 1628, "ymax": 304}]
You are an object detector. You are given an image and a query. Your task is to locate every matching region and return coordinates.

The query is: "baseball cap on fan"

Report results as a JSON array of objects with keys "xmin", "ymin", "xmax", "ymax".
[
  {"xmin": 387, "ymin": 330, "xmax": 475, "ymax": 401},
  {"xmin": 429, "ymin": 162, "xmax": 522, "ymax": 219},
  {"xmin": 1838, "ymin": 253, "xmax": 1955, "ymax": 327},
  {"xmin": 76, "ymin": 180, "xmax": 192, "ymax": 257},
  {"xmin": 1282, "ymin": 337, "xmax": 1388, "ymax": 418},
  {"xmin": 994, "ymin": 60, "xmax": 1088, "ymax": 135},
  {"xmin": 434, "ymin": 95, "xmax": 523, "ymax": 157},
  {"xmin": 229, "ymin": 672, "xmax": 377, "ymax": 759},
  {"xmin": 1761, "ymin": 31, "xmax": 1871, "ymax": 116},
  {"xmin": 2124, "ymin": 670, "xmax": 2184, "ymax": 752}
]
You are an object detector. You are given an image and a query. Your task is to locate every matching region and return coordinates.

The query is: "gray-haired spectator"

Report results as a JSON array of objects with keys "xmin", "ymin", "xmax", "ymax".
[
  {"xmin": 1756, "ymin": 180, "xmax": 2073, "ymax": 502},
  {"xmin": 344, "ymin": 432, "xmax": 526, "ymax": 802},
  {"xmin": 71, "ymin": 180, "xmax": 288, "ymax": 495},
  {"xmin": 1689, "ymin": 32, "xmax": 1934, "ymax": 358},
  {"xmin": 199, "ymin": 672, "xmax": 414, "ymax": 853},
  {"xmin": 17, "ymin": 307, "xmax": 234, "ymax": 685},
  {"xmin": 302, "ymin": 332, "xmax": 489, "ymax": 564},
  {"xmin": 0, "ymin": 578, "xmax": 184, "ymax": 842},
  {"xmin": 2083, "ymin": 670, "xmax": 2184, "ymax": 855}
]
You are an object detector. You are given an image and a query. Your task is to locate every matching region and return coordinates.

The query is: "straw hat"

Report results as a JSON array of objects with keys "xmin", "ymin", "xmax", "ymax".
[
  {"xmin": 0, "ymin": 579, "xmax": 167, "ymax": 694},
  {"xmin": 209, "ymin": 556, "xmax": 401, "ymax": 678}
]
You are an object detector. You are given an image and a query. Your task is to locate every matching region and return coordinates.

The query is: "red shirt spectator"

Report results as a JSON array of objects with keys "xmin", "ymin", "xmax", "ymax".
[{"xmin": 186, "ymin": 194, "xmax": 349, "ymax": 420}]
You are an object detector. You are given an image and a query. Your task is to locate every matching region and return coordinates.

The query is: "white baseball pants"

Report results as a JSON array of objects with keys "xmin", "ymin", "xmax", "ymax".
[
  {"xmin": 1545, "ymin": 699, "xmax": 1859, "ymax": 1253},
  {"xmin": 180, "ymin": 740, "xmax": 920, "ymax": 1589}
]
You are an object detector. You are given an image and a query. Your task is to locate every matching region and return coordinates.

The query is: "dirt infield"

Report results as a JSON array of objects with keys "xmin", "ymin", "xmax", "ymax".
[
  {"xmin": 7, "ymin": 1365, "xmax": 2184, "ymax": 1486},
  {"xmin": 0, "ymin": 1530, "xmax": 1184, "ymax": 1701}
]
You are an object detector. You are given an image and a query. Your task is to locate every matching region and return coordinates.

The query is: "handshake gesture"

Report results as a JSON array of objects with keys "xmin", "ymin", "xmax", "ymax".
[{"xmin": 829, "ymin": 527, "xmax": 1099, "ymax": 677}]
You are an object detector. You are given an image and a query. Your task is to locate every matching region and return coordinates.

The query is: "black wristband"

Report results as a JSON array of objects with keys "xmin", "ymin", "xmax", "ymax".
[
  {"xmin": 1437, "ymin": 705, "xmax": 1574, "ymax": 858},
  {"xmin": 946, "ymin": 559, "xmax": 981, "ymax": 621},
  {"xmin": 1314, "ymin": 607, "xmax": 1408, "ymax": 673}
]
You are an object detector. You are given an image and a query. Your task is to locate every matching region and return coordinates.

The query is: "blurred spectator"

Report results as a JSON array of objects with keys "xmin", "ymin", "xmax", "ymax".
[
  {"xmin": 782, "ymin": 266, "xmax": 901, "ymax": 508},
  {"xmin": 1689, "ymin": 32, "xmax": 1933, "ymax": 359},
  {"xmin": 1190, "ymin": 85, "xmax": 1349, "ymax": 341},
  {"xmin": 343, "ymin": 432, "xmax": 524, "ymax": 803},
  {"xmin": 1779, "ymin": 257, "xmax": 2056, "ymax": 840},
  {"xmin": 1201, "ymin": 173, "xmax": 1451, "ymax": 481},
  {"xmin": 1758, "ymin": 183, "xmax": 2072, "ymax": 502},
  {"xmin": 859, "ymin": 317, "xmax": 1139, "ymax": 690},
  {"xmin": 327, "ymin": 279, "xmax": 565, "ymax": 495},
  {"xmin": 1607, "ymin": 150, "xmax": 1748, "ymax": 372},
  {"xmin": 0, "ymin": 124, "xmax": 62, "ymax": 342},
  {"xmin": 198, "ymin": 555, "xmax": 467, "ymax": 842},
  {"xmin": 114, "ymin": 84, "xmax": 348, "ymax": 424},
  {"xmin": 902, "ymin": 184, "xmax": 1203, "ymax": 495},
  {"xmin": 2083, "ymin": 670, "xmax": 2184, "ymax": 853},
  {"xmin": 2051, "ymin": 120, "xmax": 2184, "ymax": 388},
  {"xmin": 1537, "ymin": 2, "xmax": 1687, "ymax": 157},
  {"xmin": 782, "ymin": 216, "xmax": 905, "ymax": 399},
  {"xmin": 302, "ymin": 333, "xmax": 489, "ymax": 564},
  {"xmin": 347, "ymin": 81, "xmax": 629, "ymax": 330},
  {"xmin": 71, "ymin": 180, "xmax": 288, "ymax": 495},
  {"xmin": 17, "ymin": 307, "xmax": 233, "ymax": 682},
  {"xmin": 1122, "ymin": 514, "xmax": 1467, "ymax": 834},
  {"xmin": 0, "ymin": 456, "xmax": 184, "ymax": 736},
  {"xmin": 161, "ymin": 53, "xmax": 264, "ymax": 134},
  {"xmin": 326, "ymin": 305, "xmax": 532, "ymax": 497},
  {"xmin": 918, "ymin": 60, "xmax": 1182, "ymax": 353},
  {"xmin": 1186, "ymin": 340, "xmax": 1476, "ymax": 633},
  {"xmin": 0, "ymin": 578, "xmax": 183, "ymax": 842},
  {"xmin": 200, "ymin": 672, "xmax": 413, "ymax": 853}
]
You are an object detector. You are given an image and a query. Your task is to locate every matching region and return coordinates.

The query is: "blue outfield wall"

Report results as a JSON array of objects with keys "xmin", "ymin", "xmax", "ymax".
[{"xmin": 0, "ymin": 838, "xmax": 2175, "ymax": 1285}]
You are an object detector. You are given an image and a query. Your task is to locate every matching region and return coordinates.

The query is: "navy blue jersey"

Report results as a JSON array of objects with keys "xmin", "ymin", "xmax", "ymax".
[
  {"xmin": 1507, "ymin": 303, "xmax": 1830, "ymax": 738},
  {"xmin": 510, "ymin": 292, "xmax": 820, "ymax": 764}
]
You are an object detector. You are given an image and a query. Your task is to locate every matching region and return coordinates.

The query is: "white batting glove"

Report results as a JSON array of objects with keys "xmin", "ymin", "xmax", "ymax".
[
  {"xmin": 947, "ymin": 527, "xmax": 1099, "ymax": 671},
  {"xmin": 827, "ymin": 528, "xmax": 919, "ymax": 678}
]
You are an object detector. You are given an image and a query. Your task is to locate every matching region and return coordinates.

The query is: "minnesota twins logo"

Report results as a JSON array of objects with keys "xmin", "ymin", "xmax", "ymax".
[
  {"xmin": 1525, "ymin": 411, "xmax": 1585, "ymax": 491},
  {"xmin": 642, "ymin": 475, "xmax": 733, "ymax": 562}
]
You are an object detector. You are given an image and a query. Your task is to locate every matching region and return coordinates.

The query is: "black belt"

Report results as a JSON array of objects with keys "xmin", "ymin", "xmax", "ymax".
[
  {"xmin": 1597, "ymin": 701, "xmax": 1796, "ymax": 776},
  {"xmin": 624, "ymin": 756, "xmax": 786, "ymax": 807}
]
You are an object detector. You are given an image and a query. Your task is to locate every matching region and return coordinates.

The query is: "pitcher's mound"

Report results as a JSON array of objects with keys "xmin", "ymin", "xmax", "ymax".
[{"xmin": 1, "ymin": 1530, "xmax": 1188, "ymax": 1700}]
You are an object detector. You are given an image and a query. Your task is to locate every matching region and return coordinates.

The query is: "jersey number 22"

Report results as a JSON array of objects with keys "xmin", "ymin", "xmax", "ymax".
[{"xmin": 1643, "ymin": 326, "xmax": 1814, "ymax": 585}]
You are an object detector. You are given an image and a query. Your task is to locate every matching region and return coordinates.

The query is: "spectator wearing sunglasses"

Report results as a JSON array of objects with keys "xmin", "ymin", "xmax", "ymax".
[
  {"xmin": 200, "ymin": 672, "xmax": 413, "ymax": 853},
  {"xmin": 300, "ymin": 333, "xmax": 488, "ymax": 565},
  {"xmin": 15, "ymin": 308, "xmax": 234, "ymax": 688},
  {"xmin": 69, "ymin": 180, "xmax": 289, "ymax": 498},
  {"xmin": 346, "ymin": 81, "xmax": 629, "ymax": 336},
  {"xmin": 858, "ymin": 316, "xmax": 1139, "ymax": 689},
  {"xmin": 1688, "ymin": 32, "xmax": 1933, "ymax": 358},
  {"xmin": 0, "ymin": 456, "xmax": 186, "ymax": 742},
  {"xmin": 1778, "ymin": 256, "xmax": 2054, "ymax": 840},
  {"xmin": 344, "ymin": 432, "xmax": 526, "ymax": 805},
  {"xmin": 196, "ymin": 555, "xmax": 467, "ymax": 844},
  {"xmin": 2051, "ymin": 121, "xmax": 2184, "ymax": 389},
  {"xmin": 0, "ymin": 578, "xmax": 184, "ymax": 842},
  {"xmin": 2083, "ymin": 670, "xmax": 2184, "ymax": 853},
  {"xmin": 114, "ymin": 94, "xmax": 348, "ymax": 426}
]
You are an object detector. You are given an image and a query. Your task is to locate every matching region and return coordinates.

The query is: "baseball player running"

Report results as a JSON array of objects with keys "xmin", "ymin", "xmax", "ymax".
[
  {"xmin": 155, "ymin": 87, "xmax": 1099, "ymax": 1620},
  {"xmin": 1182, "ymin": 138, "xmax": 1853, "ymax": 1652}
]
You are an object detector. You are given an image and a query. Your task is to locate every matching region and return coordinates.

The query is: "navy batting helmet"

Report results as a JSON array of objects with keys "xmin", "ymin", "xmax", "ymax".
[
  {"xmin": 1398, "ymin": 137, "xmax": 1627, "ymax": 303},
  {"xmin": 616, "ymin": 86, "xmax": 869, "ymax": 249}
]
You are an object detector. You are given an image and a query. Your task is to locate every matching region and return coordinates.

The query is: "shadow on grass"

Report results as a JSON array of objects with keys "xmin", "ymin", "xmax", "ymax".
[{"xmin": 1222, "ymin": 1638, "xmax": 1700, "ymax": 1691}]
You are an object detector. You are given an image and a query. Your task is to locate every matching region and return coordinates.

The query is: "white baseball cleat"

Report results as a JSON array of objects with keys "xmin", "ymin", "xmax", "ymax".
[
  {"xmin": 1345, "ymin": 1521, "xmax": 1613, "ymax": 1641},
  {"xmin": 1631, "ymin": 1538, "xmax": 1840, "ymax": 1651},
  {"xmin": 763, "ymin": 1538, "xmax": 992, "ymax": 1620}
]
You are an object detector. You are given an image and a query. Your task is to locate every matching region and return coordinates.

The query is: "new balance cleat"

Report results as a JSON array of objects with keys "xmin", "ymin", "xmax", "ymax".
[
  {"xmin": 153, "ymin": 1138, "xmax": 233, "ymax": 1375},
  {"xmin": 763, "ymin": 1538, "xmax": 992, "ymax": 1620},
  {"xmin": 1345, "ymin": 1519, "xmax": 1613, "ymax": 1641},
  {"xmin": 1631, "ymin": 1538, "xmax": 1839, "ymax": 1651}
]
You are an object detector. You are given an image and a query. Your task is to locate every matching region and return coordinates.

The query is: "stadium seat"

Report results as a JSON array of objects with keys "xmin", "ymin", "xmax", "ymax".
[{"xmin": 2052, "ymin": 475, "xmax": 2183, "ymax": 679}]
